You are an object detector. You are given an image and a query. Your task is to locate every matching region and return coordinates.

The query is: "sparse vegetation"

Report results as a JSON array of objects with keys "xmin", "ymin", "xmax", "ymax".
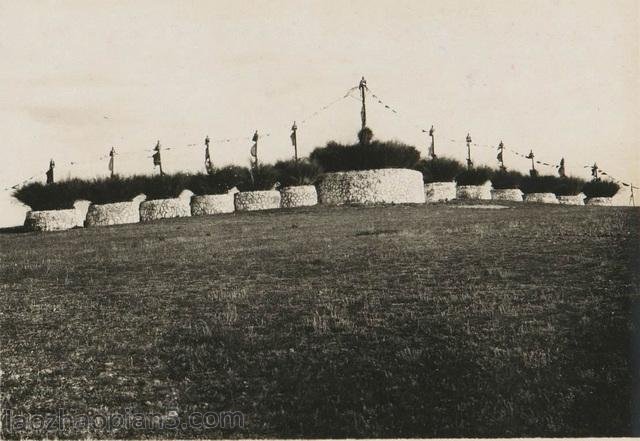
[
  {"xmin": 582, "ymin": 180, "xmax": 620, "ymax": 198},
  {"xmin": 490, "ymin": 170, "xmax": 525, "ymax": 190},
  {"xmin": 455, "ymin": 166, "xmax": 493, "ymax": 186},
  {"xmin": 1, "ymin": 203, "xmax": 637, "ymax": 438},
  {"xmin": 310, "ymin": 140, "xmax": 420, "ymax": 172},
  {"xmin": 273, "ymin": 159, "xmax": 322, "ymax": 187},
  {"xmin": 414, "ymin": 157, "xmax": 465, "ymax": 183}
]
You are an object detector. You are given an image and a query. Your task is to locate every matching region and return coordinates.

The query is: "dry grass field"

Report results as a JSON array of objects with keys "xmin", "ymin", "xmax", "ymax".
[{"xmin": 1, "ymin": 202, "xmax": 638, "ymax": 438}]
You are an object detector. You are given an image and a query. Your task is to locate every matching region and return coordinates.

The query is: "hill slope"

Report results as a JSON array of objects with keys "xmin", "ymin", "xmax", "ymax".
[{"xmin": 1, "ymin": 203, "xmax": 638, "ymax": 438}]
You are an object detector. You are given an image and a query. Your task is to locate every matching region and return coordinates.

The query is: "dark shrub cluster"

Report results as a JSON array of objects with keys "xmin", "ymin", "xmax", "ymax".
[
  {"xmin": 554, "ymin": 176, "xmax": 587, "ymax": 196},
  {"xmin": 273, "ymin": 159, "xmax": 322, "ymax": 187},
  {"xmin": 519, "ymin": 175, "xmax": 564, "ymax": 194},
  {"xmin": 241, "ymin": 164, "xmax": 280, "ymax": 192},
  {"xmin": 414, "ymin": 157, "xmax": 465, "ymax": 183},
  {"xmin": 455, "ymin": 166, "xmax": 493, "ymax": 186},
  {"xmin": 188, "ymin": 166, "xmax": 252, "ymax": 195},
  {"xmin": 310, "ymin": 141, "xmax": 420, "ymax": 172},
  {"xmin": 490, "ymin": 170, "xmax": 525, "ymax": 190},
  {"xmin": 582, "ymin": 180, "xmax": 620, "ymax": 198}
]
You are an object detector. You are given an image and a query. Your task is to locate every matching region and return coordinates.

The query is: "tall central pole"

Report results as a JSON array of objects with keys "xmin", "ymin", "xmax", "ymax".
[
  {"xmin": 466, "ymin": 133, "xmax": 472, "ymax": 169},
  {"xmin": 428, "ymin": 125, "xmax": 436, "ymax": 159},
  {"xmin": 359, "ymin": 76, "xmax": 367, "ymax": 129},
  {"xmin": 291, "ymin": 122, "xmax": 298, "ymax": 162}
]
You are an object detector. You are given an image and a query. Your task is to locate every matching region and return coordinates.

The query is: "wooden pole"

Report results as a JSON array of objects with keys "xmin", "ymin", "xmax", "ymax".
[
  {"xmin": 291, "ymin": 122, "xmax": 298, "ymax": 162},
  {"xmin": 466, "ymin": 133, "xmax": 472, "ymax": 169},
  {"xmin": 359, "ymin": 77, "xmax": 367, "ymax": 129}
]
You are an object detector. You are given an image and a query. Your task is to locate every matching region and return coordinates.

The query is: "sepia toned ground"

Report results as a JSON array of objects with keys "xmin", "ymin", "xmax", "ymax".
[{"xmin": 1, "ymin": 202, "xmax": 638, "ymax": 438}]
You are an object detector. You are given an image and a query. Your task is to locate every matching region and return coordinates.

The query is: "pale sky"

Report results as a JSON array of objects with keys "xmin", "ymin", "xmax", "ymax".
[{"xmin": 1, "ymin": 0, "xmax": 638, "ymax": 226}]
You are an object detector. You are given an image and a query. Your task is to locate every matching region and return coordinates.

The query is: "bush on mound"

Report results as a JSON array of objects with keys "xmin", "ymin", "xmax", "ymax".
[
  {"xmin": 274, "ymin": 159, "xmax": 322, "ymax": 187},
  {"xmin": 455, "ymin": 166, "xmax": 493, "ymax": 186},
  {"xmin": 309, "ymin": 140, "xmax": 420, "ymax": 172},
  {"xmin": 490, "ymin": 170, "xmax": 525, "ymax": 190},
  {"xmin": 189, "ymin": 166, "xmax": 251, "ymax": 195},
  {"xmin": 415, "ymin": 157, "xmax": 465, "ymax": 183},
  {"xmin": 519, "ymin": 175, "xmax": 563, "ymax": 194},
  {"xmin": 554, "ymin": 176, "xmax": 587, "ymax": 196},
  {"xmin": 13, "ymin": 179, "xmax": 91, "ymax": 211},
  {"xmin": 582, "ymin": 180, "xmax": 620, "ymax": 198},
  {"xmin": 239, "ymin": 164, "xmax": 280, "ymax": 192}
]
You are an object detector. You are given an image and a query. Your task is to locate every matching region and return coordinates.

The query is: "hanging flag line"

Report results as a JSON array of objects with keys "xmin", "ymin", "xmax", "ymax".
[
  {"xmin": 366, "ymin": 87, "xmax": 638, "ymax": 190},
  {"xmin": 2, "ymin": 86, "xmax": 359, "ymax": 192}
]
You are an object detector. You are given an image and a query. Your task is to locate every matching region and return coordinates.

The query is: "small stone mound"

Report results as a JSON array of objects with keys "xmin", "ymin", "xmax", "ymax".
[
  {"xmin": 234, "ymin": 190, "xmax": 281, "ymax": 211},
  {"xmin": 491, "ymin": 188, "xmax": 523, "ymax": 202},
  {"xmin": 586, "ymin": 197, "xmax": 612, "ymax": 206},
  {"xmin": 86, "ymin": 194, "xmax": 147, "ymax": 227},
  {"xmin": 317, "ymin": 169, "xmax": 425, "ymax": 206},
  {"xmin": 24, "ymin": 209, "xmax": 77, "ymax": 232},
  {"xmin": 424, "ymin": 182, "xmax": 456, "ymax": 203},
  {"xmin": 191, "ymin": 193, "xmax": 235, "ymax": 216},
  {"xmin": 557, "ymin": 194, "xmax": 585, "ymax": 205},
  {"xmin": 456, "ymin": 182, "xmax": 492, "ymax": 200},
  {"xmin": 280, "ymin": 185, "xmax": 318, "ymax": 208},
  {"xmin": 139, "ymin": 190, "xmax": 193, "ymax": 222},
  {"xmin": 524, "ymin": 193, "xmax": 559, "ymax": 204}
]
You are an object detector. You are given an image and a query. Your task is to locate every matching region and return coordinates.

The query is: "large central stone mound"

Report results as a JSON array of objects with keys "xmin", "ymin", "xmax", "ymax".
[{"xmin": 317, "ymin": 168, "xmax": 425, "ymax": 206}]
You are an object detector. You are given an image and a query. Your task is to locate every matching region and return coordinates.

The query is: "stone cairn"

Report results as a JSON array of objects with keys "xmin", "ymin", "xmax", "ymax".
[
  {"xmin": 424, "ymin": 182, "xmax": 457, "ymax": 203},
  {"xmin": 85, "ymin": 194, "xmax": 147, "ymax": 227},
  {"xmin": 524, "ymin": 193, "xmax": 559, "ymax": 204},
  {"xmin": 280, "ymin": 185, "xmax": 318, "ymax": 208},
  {"xmin": 557, "ymin": 194, "xmax": 585, "ymax": 205},
  {"xmin": 456, "ymin": 182, "xmax": 492, "ymax": 200},
  {"xmin": 585, "ymin": 197, "xmax": 613, "ymax": 206},
  {"xmin": 491, "ymin": 188, "xmax": 523, "ymax": 202},
  {"xmin": 191, "ymin": 187, "xmax": 238, "ymax": 216},
  {"xmin": 24, "ymin": 200, "xmax": 92, "ymax": 232},
  {"xmin": 139, "ymin": 190, "xmax": 193, "ymax": 222},
  {"xmin": 317, "ymin": 169, "xmax": 425, "ymax": 205},
  {"xmin": 234, "ymin": 190, "xmax": 282, "ymax": 211}
]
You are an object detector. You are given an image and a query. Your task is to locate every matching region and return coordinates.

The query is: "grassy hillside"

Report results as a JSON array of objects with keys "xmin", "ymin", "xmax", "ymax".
[{"xmin": 1, "ymin": 202, "xmax": 638, "ymax": 438}]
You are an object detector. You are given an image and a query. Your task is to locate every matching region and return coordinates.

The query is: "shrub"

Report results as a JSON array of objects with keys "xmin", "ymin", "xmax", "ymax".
[
  {"xmin": 414, "ymin": 157, "xmax": 465, "ymax": 183},
  {"xmin": 240, "ymin": 164, "xmax": 279, "ymax": 192},
  {"xmin": 13, "ymin": 179, "xmax": 89, "ymax": 211},
  {"xmin": 554, "ymin": 176, "xmax": 587, "ymax": 196},
  {"xmin": 519, "ymin": 175, "xmax": 564, "ymax": 194},
  {"xmin": 189, "ymin": 166, "xmax": 251, "ymax": 195},
  {"xmin": 309, "ymin": 140, "xmax": 420, "ymax": 172},
  {"xmin": 357, "ymin": 127, "xmax": 374, "ymax": 146},
  {"xmin": 455, "ymin": 166, "xmax": 493, "ymax": 186},
  {"xmin": 582, "ymin": 180, "xmax": 620, "ymax": 198},
  {"xmin": 274, "ymin": 159, "xmax": 322, "ymax": 187},
  {"xmin": 490, "ymin": 170, "xmax": 525, "ymax": 190}
]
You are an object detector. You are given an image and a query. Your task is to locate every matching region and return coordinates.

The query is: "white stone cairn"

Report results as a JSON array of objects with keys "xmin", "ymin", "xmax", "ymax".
[
  {"xmin": 139, "ymin": 190, "xmax": 193, "ymax": 222},
  {"xmin": 491, "ymin": 188, "xmax": 523, "ymax": 202},
  {"xmin": 85, "ymin": 194, "xmax": 147, "ymax": 227},
  {"xmin": 280, "ymin": 185, "xmax": 318, "ymax": 208},
  {"xmin": 317, "ymin": 169, "xmax": 425, "ymax": 206},
  {"xmin": 557, "ymin": 194, "xmax": 585, "ymax": 205},
  {"xmin": 524, "ymin": 193, "xmax": 559, "ymax": 204},
  {"xmin": 72, "ymin": 200, "xmax": 92, "ymax": 227},
  {"xmin": 424, "ymin": 182, "xmax": 457, "ymax": 203},
  {"xmin": 585, "ymin": 197, "xmax": 613, "ymax": 206},
  {"xmin": 191, "ymin": 190, "xmax": 236, "ymax": 216},
  {"xmin": 24, "ymin": 199, "xmax": 93, "ymax": 232},
  {"xmin": 234, "ymin": 190, "xmax": 282, "ymax": 211},
  {"xmin": 456, "ymin": 181, "xmax": 492, "ymax": 200}
]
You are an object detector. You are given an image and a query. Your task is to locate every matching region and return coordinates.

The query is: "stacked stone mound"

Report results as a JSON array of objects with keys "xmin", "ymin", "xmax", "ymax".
[
  {"xmin": 317, "ymin": 169, "xmax": 425, "ymax": 206},
  {"xmin": 557, "ymin": 194, "xmax": 585, "ymax": 205},
  {"xmin": 586, "ymin": 197, "xmax": 613, "ymax": 206},
  {"xmin": 86, "ymin": 194, "xmax": 146, "ymax": 227},
  {"xmin": 424, "ymin": 182, "xmax": 457, "ymax": 203},
  {"xmin": 456, "ymin": 182, "xmax": 492, "ymax": 200},
  {"xmin": 24, "ymin": 200, "xmax": 92, "ymax": 232},
  {"xmin": 491, "ymin": 188, "xmax": 523, "ymax": 202},
  {"xmin": 140, "ymin": 190, "xmax": 193, "ymax": 222},
  {"xmin": 24, "ymin": 209, "xmax": 77, "ymax": 232},
  {"xmin": 524, "ymin": 193, "xmax": 559, "ymax": 204},
  {"xmin": 234, "ymin": 190, "xmax": 281, "ymax": 211},
  {"xmin": 280, "ymin": 185, "xmax": 318, "ymax": 208},
  {"xmin": 191, "ymin": 193, "xmax": 235, "ymax": 216}
]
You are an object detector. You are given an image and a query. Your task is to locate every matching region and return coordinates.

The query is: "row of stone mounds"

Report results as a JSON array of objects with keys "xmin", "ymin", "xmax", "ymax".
[
  {"xmin": 423, "ymin": 181, "xmax": 613, "ymax": 206},
  {"xmin": 23, "ymin": 185, "xmax": 320, "ymax": 232}
]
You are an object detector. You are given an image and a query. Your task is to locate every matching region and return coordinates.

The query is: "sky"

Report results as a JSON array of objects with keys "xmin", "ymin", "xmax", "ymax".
[{"xmin": 0, "ymin": 0, "xmax": 638, "ymax": 226}]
